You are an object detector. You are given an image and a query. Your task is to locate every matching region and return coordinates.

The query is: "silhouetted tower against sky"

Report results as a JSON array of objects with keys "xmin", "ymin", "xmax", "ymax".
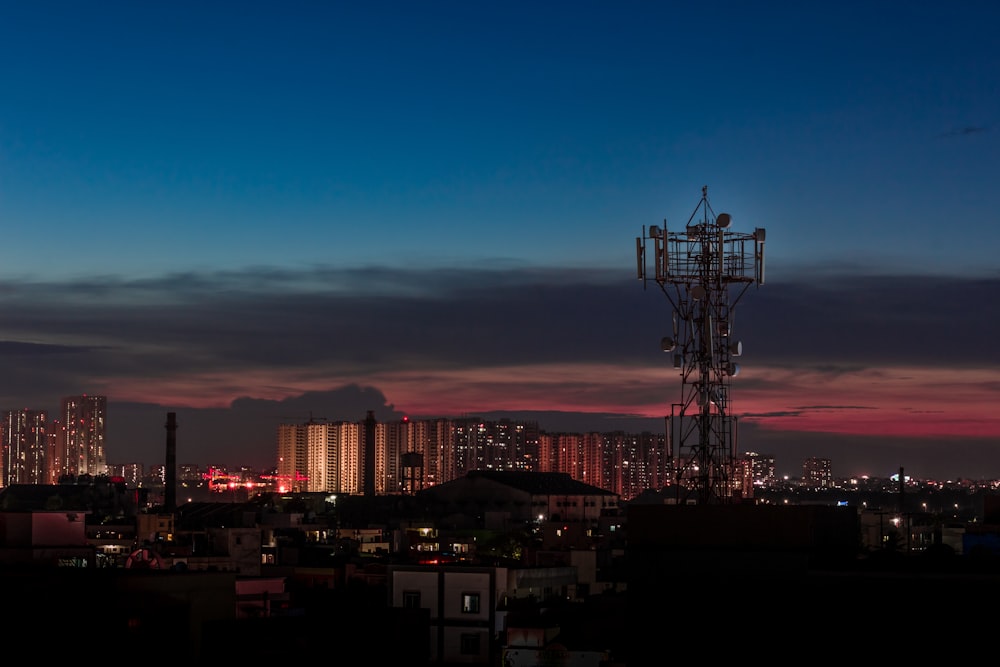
[
  {"xmin": 636, "ymin": 186, "xmax": 766, "ymax": 504},
  {"xmin": 164, "ymin": 412, "xmax": 177, "ymax": 513},
  {"xmin": 364, "ymin": 410, "xmax": 376, "ymax": 498}
]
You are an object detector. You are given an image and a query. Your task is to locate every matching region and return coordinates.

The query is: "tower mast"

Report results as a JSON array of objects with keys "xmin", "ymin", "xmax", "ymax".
[{"xmin": 635, "ymin": 186, "xmax": 766, "ymax": 504}]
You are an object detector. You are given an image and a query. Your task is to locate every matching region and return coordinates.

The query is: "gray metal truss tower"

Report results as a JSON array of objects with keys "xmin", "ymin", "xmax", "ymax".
[{"xmin": 635, "ymin": 186, "xmax": 766, "ymax": 504}]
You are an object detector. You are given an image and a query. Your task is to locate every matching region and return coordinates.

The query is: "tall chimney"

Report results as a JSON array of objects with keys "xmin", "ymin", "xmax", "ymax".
[
  {"xmin": 364, "ymin": 410, "xmax": 376, "ymax": 498},
  {"xmin": 165, "ymin": 412, "xmax": 177, "ymax": 513}
]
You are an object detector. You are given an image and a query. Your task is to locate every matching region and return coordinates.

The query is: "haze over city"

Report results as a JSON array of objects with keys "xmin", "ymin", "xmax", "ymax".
[{"xmin": 1, "ymin": 2, "xmax": 998, "ymax": 480}]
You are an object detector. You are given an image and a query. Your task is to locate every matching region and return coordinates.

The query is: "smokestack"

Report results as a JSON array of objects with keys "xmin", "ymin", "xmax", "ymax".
[
  {"xmin": 165, "ymin": 412, "xmax": 177, "ymax": 513},
  {"xmin": 364, "ymin": 410, "xmax": 376, "ymax": 498}
]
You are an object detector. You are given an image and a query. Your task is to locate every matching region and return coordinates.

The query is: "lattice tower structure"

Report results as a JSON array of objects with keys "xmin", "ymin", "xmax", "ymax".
[{"xmin": 636, "ymin": 186, "xmax": 765, "ymax": 504}]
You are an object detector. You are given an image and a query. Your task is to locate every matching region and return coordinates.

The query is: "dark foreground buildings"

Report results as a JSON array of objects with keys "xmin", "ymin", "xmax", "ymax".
[
  {"xmin": 3, "ymin": 474, "xmax": 1000, "ymax": 664},
  {"xmin": 628, "ymin": 502, "xmax": 1000, "ymax": 659}
]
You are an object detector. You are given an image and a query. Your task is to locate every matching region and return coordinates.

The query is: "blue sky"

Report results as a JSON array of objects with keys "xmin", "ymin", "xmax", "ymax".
[{"xmin": 1, "ymin": 1, "xmax": 998, "ymax": 479}]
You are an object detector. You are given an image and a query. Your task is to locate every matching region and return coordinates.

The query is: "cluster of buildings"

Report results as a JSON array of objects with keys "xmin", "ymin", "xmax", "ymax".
[
  {"xmin": 0, "ymin": 392, "xmax": 850, "ymax": 523},
  {"xmin": 3, "ymin": 458, "xmax": 1000, "ymax": 664},
  {"xmin": 0, "ymin": 394, "xmax": 836, "ymax": 506},
  {"xmin": 274, "ymin": 412, "xmax": 839, "ymax": 502},
  {"xmin": 0, "ymin": 466, "xmax": 630, "ymax": 664},
  {"xmin": 275, "ymin": 412, "xmax": 670, "ymax": 500},
  {"xmin": 0, "ymin": 397, "xmax": 673, "ymax": 501},
  {"xmin": 0, "ymin": 394, "xmax": 107, "ymax": 486}
]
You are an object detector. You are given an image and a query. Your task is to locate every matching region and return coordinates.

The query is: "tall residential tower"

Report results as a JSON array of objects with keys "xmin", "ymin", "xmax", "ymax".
[
  {"xmin": 1, "ymin": 408, "xmax": 48, "ymax": 486},
  {"xmin": 58, "ymin": 395, "xmax": 108, "ymax": 478}
]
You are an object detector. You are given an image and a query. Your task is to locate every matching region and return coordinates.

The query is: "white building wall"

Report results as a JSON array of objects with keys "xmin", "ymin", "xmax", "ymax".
[
  {"xmin": 305, "ymin": 423, "xmax": 328, "ymax": 493},
  {"xmin": 442, "ymin": 571, "xmax": 491, "ymax": 621},
  {"xmin": 389, "ymin": 565, "xmax": 505, "ymax": 665},
  {"xmin": 390, "ymin": 569, "xmax": 439, "ymax": 618},
  {"xmin": 336, "ymin": 422, "xmax": 361, "ymax": 495}
]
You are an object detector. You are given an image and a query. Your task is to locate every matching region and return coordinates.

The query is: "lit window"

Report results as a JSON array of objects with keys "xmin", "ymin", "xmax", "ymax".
[
  {"xmin": 461, "ymin": 593, "xmax": 480, "ymax": 614},
  {"xmin": 403, "ymin": 591, "xmax": 421, "ymax": 609}
]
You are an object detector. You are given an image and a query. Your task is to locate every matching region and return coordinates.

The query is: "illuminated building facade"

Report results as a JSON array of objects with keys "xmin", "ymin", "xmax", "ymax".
[
  {"xmin": 336, "ymin": 420, "xmax": 362, "ymax": 495},
  {"xmin": 803, "ymin": 457, "xmax": 833, "ymax": 489},
  {"xmin": 278, "ymin": 414, "xmax": 670, "ymax": 500},
  {"xmin": 1, "ymin": 408, "xmax": 48, "ymax": 486},
  {"xmin": 742, "ymin": 451, "xmax": 777, "ymax": 489},
  {"xmin": 452, "ymin": 418, "xmax": 482, "ymax": 475},
  {"xmin": 278, "ymin": 419, "xmax": 365, "ymax": 494},
  {"xmin": 406, "ymin": 418, "xmax": 446, "ymax": 490},
  {"xmin": 608, "ymin": 431, "xmax": 669, "ymax": 501},
  {"xmin": 276, "ymin": 422, "xmax": 308, "ymax": 493},
  {"xmin": 379, "ymin": 418, "xmax": 411, "ymax": 494},
  {"xmin": 305, "ymin": 420, "xmax": 336, "ymax": 493},
  {"xmin": 58, "ymin": 395, "xmax": 107, "ymax": 478}
]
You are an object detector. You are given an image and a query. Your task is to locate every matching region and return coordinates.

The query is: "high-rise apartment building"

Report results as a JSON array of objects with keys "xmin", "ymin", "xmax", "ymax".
[
  {"xmin": 445, "ymin": 418, "xmax": 540, "ymax": 474},
  {"xmin": 378, "ymin": 418, "xmax": 410, "ymax": 494},
  {"xmin": 337, "ymin": 420, "xmax": 362, "ymax": 494},
  {"xmin": 57, "ymin": 395, "xmax": 107, "ymax": 478},
  {"xmin": 306, "ymin": 419, "xmax": 363, "ymax": 494},
  {"xmin": 803, "ymin": 457, "xmax": 833, "ymax": 489},
  {"xmin": 452, "ymin": 418, "xmax": 483, "ymax": 475},
  {"xmin": 278, "ymin": 419, "xmax": 364, "ymax": 494},
  {"xmin": 607, "ymin": 431, "xmax": 668, "ymax": 500},
  {"xmin": 741, "ymin": 451, "xmax": 777, "ymax": 493},
  {"xmin": 580, "ymin": 432, "xmax": 607, "ymax": 490},
  {"xmin": 558, "ymin": 433, "xmax": 585, "ymax": 480},
  {"xmin": 537, "ymin": 433, "xmax": 557, "ymax": 474},
  {"xmin": 482, "ymin": 419, "xmax": 537, "ymax": 471},
  {"xmin": 277, "ymin": 422, "xmax": 308, "ymax": 493},
  {"xmin": 1, "ymin": 408, "xmax": 48, "ymax": 486},
  {"xmin": 401, "ymin": 419, "xmax": 440, "ymax": 493},
  {"xmin": 305, "ymin": 420, "xmax": 335, "ymax": 493}
]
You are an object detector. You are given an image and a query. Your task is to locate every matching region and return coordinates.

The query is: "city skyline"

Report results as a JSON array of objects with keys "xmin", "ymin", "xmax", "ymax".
[{"xmin": 1, "ymin": 3, "xmax": 999, "ymax": 480}]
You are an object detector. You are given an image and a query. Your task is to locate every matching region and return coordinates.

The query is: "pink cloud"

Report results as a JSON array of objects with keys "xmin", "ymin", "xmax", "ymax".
[{"xmin": 103, "ymin": 362, "xmax": 1000, "ymax": 440}]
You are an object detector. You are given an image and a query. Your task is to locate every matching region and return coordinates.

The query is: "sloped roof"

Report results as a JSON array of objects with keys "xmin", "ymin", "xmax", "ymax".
[{"xmin": 462, "ymin": 470, "xmax": 616, "ymax": 497}]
